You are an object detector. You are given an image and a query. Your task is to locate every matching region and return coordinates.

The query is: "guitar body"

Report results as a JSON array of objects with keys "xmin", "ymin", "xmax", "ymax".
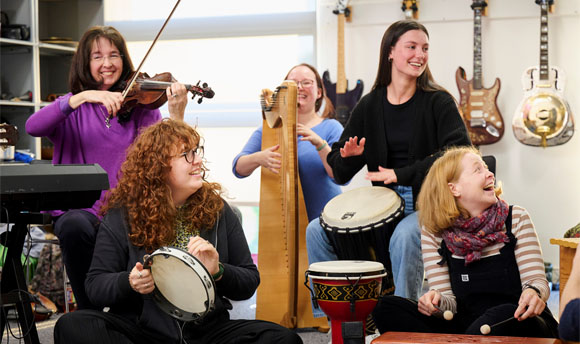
[
  {"xmin": 512, "ymin": 0, "xmax": 574, "ymax": 147},
  {"xmin": 455, "ymin": 67, "xmax": 504, "ymax": 145},
  {"xmin": 323, "ymin": 70, "xmax": 364, "ymax": 125},
  {"xmin": 512, "ymin": 66, "xmax": 574, "ymax": 147}
]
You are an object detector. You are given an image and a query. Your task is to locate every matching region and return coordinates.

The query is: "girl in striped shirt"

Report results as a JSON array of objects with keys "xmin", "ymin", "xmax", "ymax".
[{"xmin": 372, "ymin": 146, "xmax": 558, "ymax": 337}]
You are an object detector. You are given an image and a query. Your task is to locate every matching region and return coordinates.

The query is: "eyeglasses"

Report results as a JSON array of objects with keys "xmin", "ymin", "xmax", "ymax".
[
  {"xmin": 179, "ymin": 146, "xmax": 204, "ymax": 163},
  {"xmin": 90, "ymin": 53, "xmax": 123, "ymax": 62},
  {"xmin": 292, "ymin": 79, "xmax": 315, "ymax": 88}
]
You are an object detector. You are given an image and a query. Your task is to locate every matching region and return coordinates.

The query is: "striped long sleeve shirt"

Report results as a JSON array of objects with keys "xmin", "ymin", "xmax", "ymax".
[{"xmin": 421, "ymin": 205, "xmax": 549, "ymax": 313}]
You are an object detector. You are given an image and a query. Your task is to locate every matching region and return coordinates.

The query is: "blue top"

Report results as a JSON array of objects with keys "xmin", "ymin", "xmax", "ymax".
[
  {"xmin": 560, "ymin": 297, "xmax": 580, "ymax": 342},
  {"xmin": 233, "ymin": 119, "xmax": 343, "ymax": 221}
]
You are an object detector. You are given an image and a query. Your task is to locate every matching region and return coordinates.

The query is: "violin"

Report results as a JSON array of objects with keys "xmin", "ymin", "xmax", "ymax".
[
  {"xmin": 113, "ymin": 0, "xmax": 215, "ymax": 120},
  {"xmin": 117, "ymin": 71, "xmax": 214, "ymax": 118}
]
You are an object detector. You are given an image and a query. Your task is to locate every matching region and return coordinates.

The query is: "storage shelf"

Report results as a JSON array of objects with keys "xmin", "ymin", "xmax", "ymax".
[
  {"xmin": 1, "ymin": 0, "xmax": 102, "ymax": 159},
  {"xmin": 0, "ymin": 100, "xmax": 35, "ymax": 107},
  {"xmin": 0, "ymin": 38, "xmax": 34, "ymax": 47},
  {"xmin": 39, "ymin": 42, "xmax": 77, "ymax": 54}
]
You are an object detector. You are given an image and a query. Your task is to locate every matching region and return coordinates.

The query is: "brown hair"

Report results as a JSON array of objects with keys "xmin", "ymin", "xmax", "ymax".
[
  {"xmin": 101, "ymin": 119, "xmax": 223, "ymax": 252},
  {"xmin": 285, "ymin": 63, "xmax": 336, "ymax": 119},
  {"xmin": 417, "ymin": 146, "xmax": 502, "ymax": 235},
  {"xmin": 372, "ymin": 20, "xmax": 446, "ymax": 93},
  {"xmin": 69, "ymin": 26, "xmax": 134, "ymax": 94}
]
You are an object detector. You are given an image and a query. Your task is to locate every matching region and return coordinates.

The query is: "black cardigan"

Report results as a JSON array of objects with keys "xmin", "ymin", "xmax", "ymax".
[
  {"xmin": 85, "ymin": 201, "xmax": 259, "ymax": 342},
  {"xmin": 327, "ymin": 87, "xmax": 471, "ymax": 207}
]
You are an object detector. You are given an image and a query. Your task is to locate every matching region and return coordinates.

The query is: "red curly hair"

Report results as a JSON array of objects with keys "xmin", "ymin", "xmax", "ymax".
[{"xmin": 101, "ymin": 119, "xmax": 223, "ymax": 252}]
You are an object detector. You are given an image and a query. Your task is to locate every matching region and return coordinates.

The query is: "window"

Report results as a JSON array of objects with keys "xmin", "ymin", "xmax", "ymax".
[{"xmin": 104, "ymin": 0, "xmax": 316, "ymax": 205}]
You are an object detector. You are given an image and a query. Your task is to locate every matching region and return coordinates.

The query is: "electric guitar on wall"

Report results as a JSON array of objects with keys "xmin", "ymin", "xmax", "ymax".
[
  {"xmin": 322, "ymin": 0, "xmax": 364, "ymax": 126},
  {"xmin": 512, "ymin": 0, "xmax": 574, "ymax": 147},
  {"xmin": 455, "ymin": 0, "xmax": 504, "ymax": 145},
  {"xmin": 401, "ymin": 0, "xmax": 419, "ymax": 20}
]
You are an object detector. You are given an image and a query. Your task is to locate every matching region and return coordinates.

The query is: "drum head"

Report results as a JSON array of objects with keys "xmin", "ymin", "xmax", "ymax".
[
  {"xmin": 148, "ymin": 247, "xmax": 215, "ymax": 321},
  {"xmin": 321, "ymin": 186, "xmax": 403, "ymax": 232},
  {"xmin": 307, "ymin": 260, "xmax": 386, "ymax": 280}
]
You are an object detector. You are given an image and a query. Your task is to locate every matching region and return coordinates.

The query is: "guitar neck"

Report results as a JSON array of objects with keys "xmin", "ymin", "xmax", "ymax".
[
  {"xmin": 539, "ymin": 3, "xmax": 549, "ymax": 81},
  {"xmin": 472, "ymin": 6, "xmax": 483, "ymax": 89},
  {"xmin": 337, "ymin": 13, "xmax": 347, "ymax": 94}
]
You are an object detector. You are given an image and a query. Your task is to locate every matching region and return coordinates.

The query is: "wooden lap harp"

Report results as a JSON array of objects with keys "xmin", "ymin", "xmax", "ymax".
[{"xmin": 255, "ymin": 81, "xmax": 327, "ymax": 330}]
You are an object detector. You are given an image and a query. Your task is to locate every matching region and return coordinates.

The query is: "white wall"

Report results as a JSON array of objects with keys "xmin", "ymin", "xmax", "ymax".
[{"xmin": 316, "ymin": 0, "xmax": 580, "ymax": 270}]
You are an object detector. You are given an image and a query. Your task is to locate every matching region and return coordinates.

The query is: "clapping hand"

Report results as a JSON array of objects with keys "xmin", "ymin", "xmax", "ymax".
[{"xmin": 340, "ymin": 136, "xmax": 365, "ymax": 158}]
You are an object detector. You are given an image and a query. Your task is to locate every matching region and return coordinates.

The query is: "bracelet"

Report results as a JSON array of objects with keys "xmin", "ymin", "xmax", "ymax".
[
  {"xmin": 212, "ymin": 262, "xmax": 224, "ymax": 281},
  {"xmin": 523, "ymin": 284, "xmax": 541, "ymax": 297},
  {"xmin": 316, "ymin": 140, "xmax": 328, "ymax": 152}
]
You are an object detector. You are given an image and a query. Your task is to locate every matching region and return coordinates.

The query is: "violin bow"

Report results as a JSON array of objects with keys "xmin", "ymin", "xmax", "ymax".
[{"xmin": 121, "ymin": 0, "xmax": 181, "ymax": 99}]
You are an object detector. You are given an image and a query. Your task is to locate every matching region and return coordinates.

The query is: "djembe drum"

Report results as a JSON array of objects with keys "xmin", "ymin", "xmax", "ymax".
[
  {"xmin": 305, "ymin": 260, "xmax": 386, "ymax": 344},
  {"xmin": 320, "ymin": 186, "xmax": 404, "ymax": 294}
]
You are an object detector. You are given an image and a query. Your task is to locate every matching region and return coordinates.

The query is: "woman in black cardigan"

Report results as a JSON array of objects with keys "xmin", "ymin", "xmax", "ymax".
[
  {"xmin": 54, "ymin": 119, "xmax": 301, "ymax": 344},
  {"xmin": 306, "ymin": 20, "xmax": 471, "ymax": 304}
]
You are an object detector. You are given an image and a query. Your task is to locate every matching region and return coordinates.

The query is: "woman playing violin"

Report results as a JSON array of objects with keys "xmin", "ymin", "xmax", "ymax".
[{"xmin": 25, "ymin": 26, "xmax": 188, "ymax": 310}]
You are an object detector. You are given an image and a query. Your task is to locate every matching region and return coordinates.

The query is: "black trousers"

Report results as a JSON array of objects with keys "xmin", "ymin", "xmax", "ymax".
[
  {"xmin": 372, "ymin": 296, "xmax": 559, "ymax": 338},
  {"xmin": 54, "ymin": 310, "xmax": 304, "ymax": 344},
  {"xmin": 54, "ymin": 209, "xmax": 100, "ymax": 310}
]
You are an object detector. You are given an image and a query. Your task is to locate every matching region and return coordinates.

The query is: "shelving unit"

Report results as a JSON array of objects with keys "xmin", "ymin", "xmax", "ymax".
[{"xmin": 1, "ymin": 0, "xmax": 103, "ymax": 159}]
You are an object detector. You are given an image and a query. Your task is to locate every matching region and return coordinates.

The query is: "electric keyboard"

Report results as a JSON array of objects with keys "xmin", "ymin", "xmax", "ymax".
[
  {"xmin": 0, "ymin": 163, "xmax": 109, "ymax": 344},
  {"xmin": 0, "ymin": 163, "xmax": 109, "ymax": 218}
]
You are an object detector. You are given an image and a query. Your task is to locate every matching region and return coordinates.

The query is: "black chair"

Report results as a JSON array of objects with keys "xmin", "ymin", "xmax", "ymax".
[{"xmin": 482, "ymin": 155, "xmax": 496, "ymax": 176}]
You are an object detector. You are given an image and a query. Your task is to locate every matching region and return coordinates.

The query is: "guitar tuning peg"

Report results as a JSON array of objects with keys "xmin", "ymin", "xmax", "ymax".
[
  {"xmin": 202, "ymin": 82, "xmax": 208, "ymax": 88},
  {"xmin": 197, "ymin": 97, "xmax": 203, "ymax": 104}
]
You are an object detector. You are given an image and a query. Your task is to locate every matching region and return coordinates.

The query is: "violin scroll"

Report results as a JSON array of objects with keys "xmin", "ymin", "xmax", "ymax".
[{"xmin": 189, "ymin": 81, "xmax": 214, "ymax": 104}]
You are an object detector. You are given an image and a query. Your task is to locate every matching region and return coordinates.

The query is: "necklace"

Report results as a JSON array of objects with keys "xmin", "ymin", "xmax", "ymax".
[{"xmin": 99, "ymin": 106, "xmax": 112, "ymax": 129}]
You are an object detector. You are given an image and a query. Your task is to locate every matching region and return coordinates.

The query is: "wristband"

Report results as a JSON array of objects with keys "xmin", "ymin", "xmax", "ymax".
[
  {"xmin": 212, "ymin": 262, "xmax": 224, "ymax": 280},
  {"xmin": 523, "ymin": 284, "xmax": 541, "ymax": 297},
  {"xmin": 316, "ymin": 140, "xmax": 328, "ymax": 152}
]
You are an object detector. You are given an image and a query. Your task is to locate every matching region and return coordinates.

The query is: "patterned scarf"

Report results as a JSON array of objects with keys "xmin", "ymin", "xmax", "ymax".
[{"xmin": 442, "ymin": 199, "xmax": 510, "ymax": 265}]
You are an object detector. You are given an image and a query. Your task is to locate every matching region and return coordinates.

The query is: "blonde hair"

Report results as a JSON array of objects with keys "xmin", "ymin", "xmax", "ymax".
[{"xmin": 417, "ymin": 146, "xmax": 502, "ymax": 234}]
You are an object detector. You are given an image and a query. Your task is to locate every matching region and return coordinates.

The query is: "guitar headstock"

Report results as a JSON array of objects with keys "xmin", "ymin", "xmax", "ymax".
[
  {"xmin": 535, "ymin": 0, "xmax": 555, "ymax": 12},
  {"xmin": 333, "ymin": 0, "xmax": 351, "ymax": 18},
  {"xmin": 535, "ymin": 0, "xmax": 554, "ymax": 5},
  {"xmin": 401, "ymin": 1, "xmax": 419, "ymax": 20},
  {"xmin": 471, "ymin": 0, "xmax": 488, "ymax": 16},
  {"xmin": 0, "ymin": 123, "xmax": 19, "ymax": 146},
  {"xmin": 188, "ymin": 81, "xmax": 215, "ymax": 104}
]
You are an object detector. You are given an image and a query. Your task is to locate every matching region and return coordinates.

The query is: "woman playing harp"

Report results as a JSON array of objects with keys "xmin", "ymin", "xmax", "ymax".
[
  {"xmin": 232, "ymin": 64, "xmax": 344, "ymax": 324},
  {"xmin": 233, "ymin": 63, "xmax": 343, "ymax": 222}
]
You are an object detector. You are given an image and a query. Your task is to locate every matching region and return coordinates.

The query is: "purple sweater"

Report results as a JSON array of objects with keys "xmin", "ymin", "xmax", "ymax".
[{"xmin": 26, "ymin": 93, "xmax": 161, "ymax": 216}]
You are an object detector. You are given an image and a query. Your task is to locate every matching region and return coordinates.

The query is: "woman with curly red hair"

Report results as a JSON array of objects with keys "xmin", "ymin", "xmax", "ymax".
[{"xmin": 53, "ymin": 119, "xmax": 302, "ymax": 344}]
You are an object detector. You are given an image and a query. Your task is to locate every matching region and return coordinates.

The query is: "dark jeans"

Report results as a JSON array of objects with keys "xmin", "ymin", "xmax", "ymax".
[
  {"xmin": 372, "ymin": 295, "xmax": 559, "ymax": 338},
  {"xmin": 54, "ymin": 310, "xmax": 303, "ymax": 344},
  {"xmin": 54, "ymin": 209, "xmax": 100, "ymax": 310}
]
